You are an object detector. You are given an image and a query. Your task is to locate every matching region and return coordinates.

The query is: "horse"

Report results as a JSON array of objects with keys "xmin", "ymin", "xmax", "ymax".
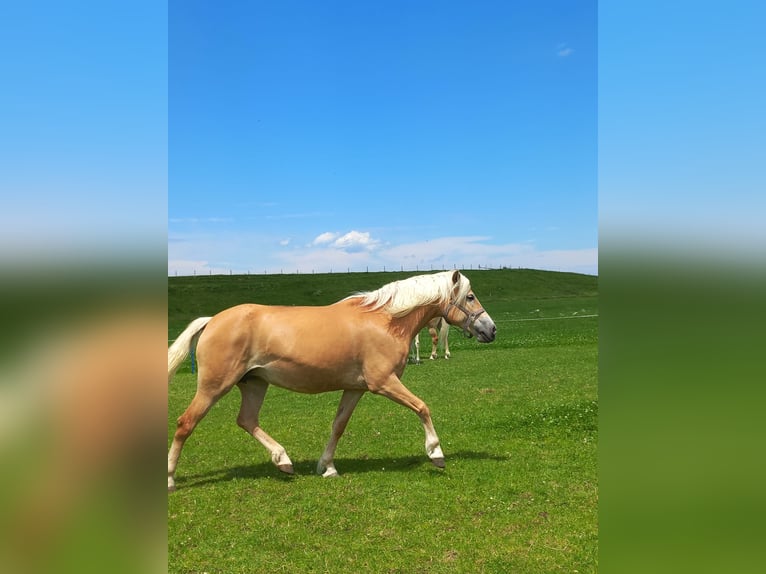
[
  {"xmin": 167, "ymin": 270, "xmax": 496, "ymax": 491},
  {"xmin": 411, "ymin": 316, "xmax": 451, "ymax": 364}
]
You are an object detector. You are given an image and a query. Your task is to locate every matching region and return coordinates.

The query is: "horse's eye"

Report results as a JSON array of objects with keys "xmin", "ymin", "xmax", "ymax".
[{"xmin": 466, "ymin": 294, "xmax": 475, "ymax": 302}]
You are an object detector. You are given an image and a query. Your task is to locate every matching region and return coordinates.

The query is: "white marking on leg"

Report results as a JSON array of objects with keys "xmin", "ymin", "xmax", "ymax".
[
  {"xmin": 424, "ymin": 423, "xmax": 444, "ymax": 460},
  {"xmin": 238, "ymin": 381, "xmax": 294, "ymax": 473},
  {"xmin": 373, "ymin": 375, "xmax": 446, "ymax": 467},
  {"xmin": 321, "ymin": 463, "xmax": 339, "ymax": 478}
]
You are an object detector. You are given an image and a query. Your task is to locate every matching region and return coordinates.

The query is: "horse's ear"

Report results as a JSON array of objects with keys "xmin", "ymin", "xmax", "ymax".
[{"xmin": 451, "ymin": 270, "xmax": 461, "ymax": 285}]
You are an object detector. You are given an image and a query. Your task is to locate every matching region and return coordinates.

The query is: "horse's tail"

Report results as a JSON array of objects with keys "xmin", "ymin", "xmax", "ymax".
[{"xmin": 168, "ymin": 317, "xmax": 213, "ymax": 382}]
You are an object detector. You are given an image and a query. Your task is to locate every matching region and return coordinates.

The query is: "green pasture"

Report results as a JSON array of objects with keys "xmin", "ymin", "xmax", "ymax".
[{"xmin": 168, "ymin": 269, "xmax": 598, "ymax": 573}]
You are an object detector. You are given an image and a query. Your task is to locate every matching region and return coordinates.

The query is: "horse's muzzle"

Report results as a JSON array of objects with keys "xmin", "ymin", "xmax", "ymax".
[
  {"xmin": 474, "ymin": 320, "xmax": 497, "ymax": 343},
  {"xmin": 471, "ymin": 315, "xmax": 497, "ymax": 343}
]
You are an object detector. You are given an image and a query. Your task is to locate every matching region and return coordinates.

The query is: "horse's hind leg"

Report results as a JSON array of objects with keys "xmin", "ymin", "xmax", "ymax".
[
  {"xmin": 317, "ymin": 389, "xmax": 365, "ymax": 477},
  {"xmin": 168, "ymin": 389, "xmax": 222, "ymax": 492},
  {"xmin": 428, "ymin": 326, "xmax": 439, "ymax": 360},
  {"xmin": 236, "ymin": 379, "xmax": 294, "ymax": 474}
]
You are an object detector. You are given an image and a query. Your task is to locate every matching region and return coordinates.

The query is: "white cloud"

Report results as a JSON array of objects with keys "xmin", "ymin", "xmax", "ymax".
[
  {"xmin": 332, "ymin": 230, "xmax": 379, "ymax": 252},
  {"xmin": 279, "ymin": 238, "xmax": 291, "ymax": 246},
  {"xmin": 311, "ymin": 230, "xmax": 380, "ymax": 252},
  {"xmin": 557, "ymin": 43, "xmax": 573, "ymax": 57},
  {"xmin": 313, "ymin": 232, "xmax": 338, "ymax": 245}
]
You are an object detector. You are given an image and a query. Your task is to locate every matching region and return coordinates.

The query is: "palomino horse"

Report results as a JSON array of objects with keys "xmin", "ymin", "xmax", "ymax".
[
  {"xmin": 411, "ymin": 316, "xmax": 451, "ymax": 363},
  {"xmin": 167, "ymin": 270, "xmax": 496, "ymax": 491}
]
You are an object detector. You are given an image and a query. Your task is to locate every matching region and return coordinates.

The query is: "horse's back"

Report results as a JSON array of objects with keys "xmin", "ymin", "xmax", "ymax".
[
  {"xmin": 199, "ymin": 302, "xmax": 353, "ymax": 351},
  {"xmin": 205, "ymin": 300, "xmax": 371, "ymax": 340}
]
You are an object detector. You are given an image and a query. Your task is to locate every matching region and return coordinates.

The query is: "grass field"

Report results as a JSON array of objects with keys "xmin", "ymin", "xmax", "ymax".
[{"xmin": 168, "ymin": 269, "xmax": 598, "ymax": 573}]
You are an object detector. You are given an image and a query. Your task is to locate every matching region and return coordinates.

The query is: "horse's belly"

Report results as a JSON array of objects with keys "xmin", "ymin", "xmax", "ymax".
[{"xmin": 253, "ymin": 362, "xmax": 366, "ymax": 394}]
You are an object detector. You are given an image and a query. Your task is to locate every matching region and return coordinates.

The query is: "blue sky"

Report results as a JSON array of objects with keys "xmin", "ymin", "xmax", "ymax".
[{"xmin": 169, "ymin": 1, "xmax": 597, "ymax": 275}]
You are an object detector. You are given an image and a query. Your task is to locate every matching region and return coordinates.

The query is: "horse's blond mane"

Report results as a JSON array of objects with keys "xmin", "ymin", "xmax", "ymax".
[{"xmin": 345, "ymin": 271, "xmax": 471, "ymax": 318}]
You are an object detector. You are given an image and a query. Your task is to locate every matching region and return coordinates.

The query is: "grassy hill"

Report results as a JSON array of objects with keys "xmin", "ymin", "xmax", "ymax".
[{"xmin": 168, "ymin": 268, "xmax": 598, "ymax": 573}]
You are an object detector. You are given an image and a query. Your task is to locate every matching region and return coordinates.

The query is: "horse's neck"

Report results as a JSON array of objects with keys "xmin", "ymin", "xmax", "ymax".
[{"xmin": 390, "ymin": 305, "xmax": 442, "ymax": 340}]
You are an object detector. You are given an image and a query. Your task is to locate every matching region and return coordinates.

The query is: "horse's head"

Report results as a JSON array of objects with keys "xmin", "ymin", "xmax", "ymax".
[{"xmin": 444, "ymin": 271, "xmax": 497, "ymax": 343}]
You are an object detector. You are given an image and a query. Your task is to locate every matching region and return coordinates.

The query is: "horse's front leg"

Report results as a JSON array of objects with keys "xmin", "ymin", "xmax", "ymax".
[
  {"xmin": 371, "ymin": 375, "xmax": 445, "ymax": 467},
  {"xmin": 409, "ymin": 336, "xmax": 421, "ymax": 364},
  {"xmin": 317, "ymin": 389, "xmax": 365, "ymax": 477}
]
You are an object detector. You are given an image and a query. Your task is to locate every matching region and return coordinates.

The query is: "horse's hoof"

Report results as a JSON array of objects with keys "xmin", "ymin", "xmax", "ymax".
[
  {"xmin": 278, "ymin": 463, "xmax": 294, "ymax": 475},
  {"xmin": 431, "ymin": 457, "xmax": 446, "ymax": 468},
  {"xmin": 322, "ymin": 468, "xmax": 339, "ymax": 478},
  {"xmin": 168, "ymin": 484, "xmax": 177, "ymax": 493}
]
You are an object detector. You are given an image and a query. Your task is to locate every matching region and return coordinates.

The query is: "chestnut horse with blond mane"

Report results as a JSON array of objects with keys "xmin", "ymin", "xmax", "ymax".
[{"xmin": 167, "ymin": 270, "xmax": 496, "ymax": 491}]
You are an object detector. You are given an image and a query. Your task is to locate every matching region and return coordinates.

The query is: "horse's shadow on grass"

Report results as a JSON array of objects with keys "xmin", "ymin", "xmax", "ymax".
[{"xmin": 174, "ymin": 450, "xmax": 507, "ymax": 490}]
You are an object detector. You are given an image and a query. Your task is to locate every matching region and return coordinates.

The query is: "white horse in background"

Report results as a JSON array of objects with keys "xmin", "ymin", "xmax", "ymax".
[{"xmin": 410, "ymin": 317, "xmax": 451, "ymax": 363}]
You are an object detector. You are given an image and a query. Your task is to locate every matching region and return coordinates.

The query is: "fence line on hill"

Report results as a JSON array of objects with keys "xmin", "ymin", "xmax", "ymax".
[{"xmin": 169, "ymin": 263, "xmax": 571, "ymax": 277}]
